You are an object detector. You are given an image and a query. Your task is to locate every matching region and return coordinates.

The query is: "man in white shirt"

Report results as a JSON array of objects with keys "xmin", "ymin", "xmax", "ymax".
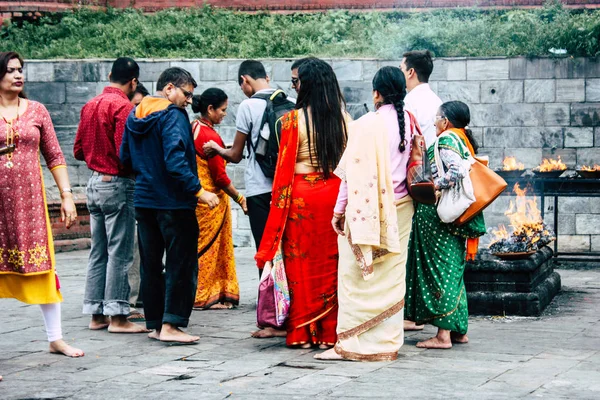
[
  {"xmin": 400, "ymin": 50, "xmax": 442, "ymax": 147},
  {"xmin": 401, "ymin": 50, "xmax": 442, "ymax": 332}
]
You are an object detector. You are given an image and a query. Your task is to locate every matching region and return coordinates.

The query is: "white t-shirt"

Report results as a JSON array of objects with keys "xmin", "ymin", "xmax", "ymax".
[
  {"xmin": 235, "ymin": 88, "xmax": 276, "ymax": 198},
  {"xmin": 404, "ymin": 83, "xmax": 442, "ymax": 147}
]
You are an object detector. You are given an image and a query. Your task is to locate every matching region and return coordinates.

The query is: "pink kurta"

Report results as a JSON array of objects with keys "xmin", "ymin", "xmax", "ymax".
[
  {"xmin": 0, "ymin": 100, "xmax": 66, "ymax": 304},
  {"xmin": 335, "ymin": 105, "xmax": 412, "ymax": 214}
]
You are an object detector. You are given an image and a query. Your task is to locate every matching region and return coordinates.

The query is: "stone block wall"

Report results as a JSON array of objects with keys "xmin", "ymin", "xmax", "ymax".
[{"xmin": 24, "ymin": 57, "xmax": 600, "ymax": 251}]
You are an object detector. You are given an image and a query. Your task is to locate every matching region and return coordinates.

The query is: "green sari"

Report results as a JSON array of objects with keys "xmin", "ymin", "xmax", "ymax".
[{"xmin": 405, "ymin": 133, "xmax": 486, "ymax": 334}]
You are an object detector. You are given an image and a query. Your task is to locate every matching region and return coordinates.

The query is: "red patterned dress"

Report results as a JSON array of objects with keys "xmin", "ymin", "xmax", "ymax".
[
  {"xmin": 0, "ymin": 100, "xmax": 66, "ymax": 304},
  {"xmin": 256, "ymin": 110, "xmax": 341, "ymax": 347}
]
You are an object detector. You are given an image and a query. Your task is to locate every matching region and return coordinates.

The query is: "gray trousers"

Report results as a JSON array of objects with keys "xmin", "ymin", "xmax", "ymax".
[
  {"xmin": 83, "ymin": 172, "xmax": 135, "ymax": 316},
  {"xmin": 128, "ymin": 231, "xmax": 142, "ymax": 307}
]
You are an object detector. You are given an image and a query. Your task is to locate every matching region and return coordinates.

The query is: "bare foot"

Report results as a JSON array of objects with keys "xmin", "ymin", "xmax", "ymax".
[
  {"xmin": 298, "ymin": 343, "xmax": 311, "ymax": 349},
  {"xmin": 416, "ymin": 336, "xmax": 452, "ymax": 349},
  {"xmin": 451, "ymin": 332, "xmax": 469, "ymax": 343},
  {"xmin": 318, "ymin": 344, "xmax": 332, "ymax": 350},
  {"xmin": 314, "ymin": 348, "xmax": 343, "ymax": 360},
  {"xmin": 148, "ymin": 330, "xmax": 161, "ymax": 341},
  {"xmin": 251, "ymin": 327, "xmax": 287, "ymax": 338},
  {"xmin": 404, "ymin": 320, "xmax": 424, "ymax": 331},
  {"xmin": 49, "ymin": 339, "xmax": 85, "ymax": 357},
  {"xmin": 159, "ymin": 323, "xmax": 199, "ymax": 344},
  {"xmin": 208, "ymin": 303, "xmax": 232, "ymax": 310},
  {"xmin": 108, "ymin": 315, "xmax": 150, "ymax": 333},
  {"xmin": 89, "ymin": 314, "xmax": 109, "ymax": 330}
]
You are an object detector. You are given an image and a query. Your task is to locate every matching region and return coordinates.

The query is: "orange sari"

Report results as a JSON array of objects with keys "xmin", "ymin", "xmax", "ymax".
[
  {"xmin": 193, "ymin": 122, "xmax": 239, "ymax": 308},
  {"xmin": 256, "ymin": 110, "xmax": 340, "ymax": 347}
]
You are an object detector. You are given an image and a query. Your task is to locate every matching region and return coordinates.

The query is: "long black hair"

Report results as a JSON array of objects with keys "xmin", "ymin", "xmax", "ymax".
[
  {"xmin": 372, "ymin": 66, "xmax": 407, "ymax": 153},
  {"xmin": 439, "ymin": 101, "xmax": 479, "ymax": 154},
  {"xmin": 191, "ymin": 88, "xmax": 228, "ymax": 115},
  {"xmin": 296, "ymin": 58, "xmax": 347, "ymax": 178},
  {"xmin": 0, "ymin": 51, "xmax": 27, "ymax": 98}
]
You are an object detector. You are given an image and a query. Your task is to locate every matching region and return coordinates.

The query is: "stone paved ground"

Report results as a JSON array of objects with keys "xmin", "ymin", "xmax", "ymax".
[{"xmin": 1, "ymin": 249, "xmax": 599, "ymax": 399}]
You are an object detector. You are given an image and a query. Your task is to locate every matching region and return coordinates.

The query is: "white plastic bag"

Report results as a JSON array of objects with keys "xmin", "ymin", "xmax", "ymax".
[{"xmin": 434, "ymin": 133, "xmax": 476, "ymax": 223}]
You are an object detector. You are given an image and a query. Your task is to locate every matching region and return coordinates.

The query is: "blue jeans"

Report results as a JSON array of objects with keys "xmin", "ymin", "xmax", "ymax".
[{"xmin": 83, "ymin": 172, "xmax": 135, "ymax": 316}]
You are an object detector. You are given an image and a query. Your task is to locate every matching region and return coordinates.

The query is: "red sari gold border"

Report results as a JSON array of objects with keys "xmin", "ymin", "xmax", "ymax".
[
  {"xmin": 337, "ymin": 299, "xmax": 405, "ymax": 342},
  {"xmin": 294, "ymin": 303, "xmax": 338, "ymax": 329}
]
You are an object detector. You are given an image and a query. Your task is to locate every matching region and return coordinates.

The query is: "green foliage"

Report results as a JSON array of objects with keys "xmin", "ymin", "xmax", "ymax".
[{"xmin": 1, "ymin": 3, "xmax": 599, "ymax": 59}]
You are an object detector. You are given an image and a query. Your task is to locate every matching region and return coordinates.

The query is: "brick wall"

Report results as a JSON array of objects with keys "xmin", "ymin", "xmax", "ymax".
[{"xmin": 25, "ymin": 57, "xmax": 600, "ymax": 251}]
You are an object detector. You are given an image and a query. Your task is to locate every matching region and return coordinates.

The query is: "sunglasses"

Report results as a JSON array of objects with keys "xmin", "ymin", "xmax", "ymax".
[
  {"xmin": 291, "ymin": 77, "xmax": 299, "ymax": 87},
  {"xmin": 177, "ymin": 86, "xmax": 193, "ymax": 99}
]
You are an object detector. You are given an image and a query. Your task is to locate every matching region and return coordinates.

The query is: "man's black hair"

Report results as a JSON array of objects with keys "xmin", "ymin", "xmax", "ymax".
[
  {"xmin": 134, "ymin": 82, "xmax": 149, "ymax": 97},
  {"xmin": 402, "ymin": 50, "xmax": 434, "ymax": 83},
  {"xmin": 110, "ymin": 57, "xmax": 140, "ymax": 85},
  {"xmin": 291, "ymin": 58, "xmax": 310, "ymax": 71},
  {"xmin": 156, "ymin": 67, "xmax": 198, "ymax": 91},
  {"xmin": 238, "ymin": 60, "xmax": 267, "ymax": 86}
]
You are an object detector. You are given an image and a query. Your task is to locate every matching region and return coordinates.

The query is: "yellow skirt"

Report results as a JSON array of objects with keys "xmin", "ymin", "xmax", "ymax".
[{"xmin": 0, "ymin": 269, "xmax": 62, "ymax": 304}]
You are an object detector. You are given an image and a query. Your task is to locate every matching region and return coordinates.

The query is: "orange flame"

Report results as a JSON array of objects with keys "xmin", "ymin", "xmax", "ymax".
[
  {"xmin": 502, "ymin": 156, "xmax": 525, "ymax": 171},
  {"xmin": 490, "ymin": 184, "xmax": 544, "ymax": 245},
  {"xmin": 581, "ymin": 165, "xmax": 600, "ymax": 171},
  {"xmin": 536, "ymin": 156, "xmax": 566, "ymax": 172}
]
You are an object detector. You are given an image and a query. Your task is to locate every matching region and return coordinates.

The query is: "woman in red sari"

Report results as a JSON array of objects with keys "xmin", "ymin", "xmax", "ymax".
[
  {"xmin": 191, "ymin": 89, "xmax": 246, "ymax": 310},
  {"xmin": 256, "ymin": 58, "xmax": 349, "ymax": 348}
]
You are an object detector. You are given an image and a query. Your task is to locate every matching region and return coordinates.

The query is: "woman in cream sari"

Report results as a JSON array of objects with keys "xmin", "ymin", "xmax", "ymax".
[{"xmin": 316, "ymin": 67, "xmax": 415, "ymax": 361}]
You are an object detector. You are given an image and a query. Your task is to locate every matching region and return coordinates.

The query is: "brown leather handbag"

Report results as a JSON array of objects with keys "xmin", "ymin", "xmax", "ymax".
[
  {"xmin": 455, "ymin": 156, "xmax": 507, "ymax": 225},
  {"xmin": 406, "ymin": 111, "xmax": 436, "ymax": 205}
]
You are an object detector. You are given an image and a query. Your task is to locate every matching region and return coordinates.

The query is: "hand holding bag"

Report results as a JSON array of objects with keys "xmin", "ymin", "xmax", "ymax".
[
  {"xmin": 406, "ymin": 111, "xmax": 437, "ymax": 205},
  {"xmin": 256, "ymin": 243, "xmax": 290, "ymax": 329},
  {"xmin": 434, "ymin": 133, "xmax": 476, "ymax": 223}
]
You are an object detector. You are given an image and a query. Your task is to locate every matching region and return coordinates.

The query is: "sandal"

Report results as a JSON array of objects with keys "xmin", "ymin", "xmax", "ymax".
[{"xmin": 127, "ymin": 312, "xmax": 145, "ymax": 322}]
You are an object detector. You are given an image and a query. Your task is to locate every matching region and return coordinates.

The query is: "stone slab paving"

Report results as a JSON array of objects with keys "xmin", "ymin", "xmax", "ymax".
[{"xmin": 1, "ymin": 249, "xmax": 599, "ymax": 399}]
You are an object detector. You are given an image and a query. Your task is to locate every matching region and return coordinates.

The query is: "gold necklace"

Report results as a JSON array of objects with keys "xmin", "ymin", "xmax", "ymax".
[{"xmin": 1, "ymin": 97, "xmax": 20, "ymax": 169}]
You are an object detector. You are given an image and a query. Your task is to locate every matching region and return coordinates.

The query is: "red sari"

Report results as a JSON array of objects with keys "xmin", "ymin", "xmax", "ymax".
[{"xmin": 256, "ymin": 110, "xmax": 340, "ymax": 347}]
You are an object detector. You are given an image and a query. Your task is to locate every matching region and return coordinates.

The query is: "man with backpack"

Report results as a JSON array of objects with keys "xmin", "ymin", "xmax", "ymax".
[{"xmin": 203, "ymin": 60, "xmax": 295, "ymax": 264}]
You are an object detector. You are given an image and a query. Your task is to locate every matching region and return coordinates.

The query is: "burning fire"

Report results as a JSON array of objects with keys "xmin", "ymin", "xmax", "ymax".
[
  {"xmin": 581, "ymin": 165, "xmax": 600, "ymax": 171},
  {"xmin": 536, "ymin": 156, "xmax": 566, "ymax": 172},
  {"xmin": 502, "ymin": 156, "xmax": 525, "ymax": 171},
  {"xmin": 489, "ymin": 184, "xmax": 555, "ymax": 254}
]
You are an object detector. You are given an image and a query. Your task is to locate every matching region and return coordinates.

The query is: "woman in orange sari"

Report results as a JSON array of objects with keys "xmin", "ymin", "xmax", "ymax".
[
  {"xmin": 256, "ymin": 58, "xmax": 349, "ymax": 348},
  {"xmin": 191, "ymin": 89, "xmax": 247, "ymax": 309}
]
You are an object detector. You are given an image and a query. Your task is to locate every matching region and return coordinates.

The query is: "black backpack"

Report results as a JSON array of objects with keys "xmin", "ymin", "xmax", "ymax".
[{"xmin": 249, "ymin": 89, "xmax": 296, "ymax": 178}]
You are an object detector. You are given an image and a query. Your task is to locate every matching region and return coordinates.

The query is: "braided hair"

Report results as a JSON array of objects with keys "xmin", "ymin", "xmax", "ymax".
[{"xmin": 372, "ymin": 66, "xmax": 407, "ymax": 152}]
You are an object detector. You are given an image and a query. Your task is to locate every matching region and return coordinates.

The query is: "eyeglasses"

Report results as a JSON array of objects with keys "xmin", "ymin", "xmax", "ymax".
[
  {"xmin": 435, "ymin": 115, "xmax": 447, "ymax": 122},
  {"xmin": 178, "ymin": 86, "xmax": 193, "ymax": 100},
  {"xmin": 291, "ymin": 77, "xmax": 299, "ymax": 87}
]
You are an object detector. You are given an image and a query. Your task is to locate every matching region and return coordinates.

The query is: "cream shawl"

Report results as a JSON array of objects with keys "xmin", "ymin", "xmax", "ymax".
[{"xmin": 334, "ymin": 111, "xmax": 401, "ymax": 281}]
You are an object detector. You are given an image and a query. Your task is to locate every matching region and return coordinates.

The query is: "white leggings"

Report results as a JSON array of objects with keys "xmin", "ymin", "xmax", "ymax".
[{"xmin": 39, "ymin": 303, "xmax": 63, "ymax": 342}]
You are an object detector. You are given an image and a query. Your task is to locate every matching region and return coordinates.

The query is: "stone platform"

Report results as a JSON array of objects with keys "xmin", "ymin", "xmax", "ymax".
[
  {"xmin": 2, "ymin": 249, "xmax": 600, "ymax": 399},
  {"xmin": 465, "ymin": 246, "xmax": 561, "ymax": 316}
]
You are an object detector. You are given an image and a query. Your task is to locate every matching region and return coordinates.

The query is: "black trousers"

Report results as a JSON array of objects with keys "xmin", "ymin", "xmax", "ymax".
[
  {"xmin": 246, "ymin": 192, "xmax": 272, "ymax": 251},
  {"xmin": 135, "ymin": 208, "xmax": 199, "ymax": 330}
]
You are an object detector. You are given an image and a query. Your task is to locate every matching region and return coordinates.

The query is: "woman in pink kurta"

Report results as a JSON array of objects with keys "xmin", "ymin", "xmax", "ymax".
[
  {"xmin": 0, "ymin": 52, "xmax": 84, "ymax": 367},
  {"xmin": 317, "ymin": 66, "xmax": 415, "ymax": 361}
]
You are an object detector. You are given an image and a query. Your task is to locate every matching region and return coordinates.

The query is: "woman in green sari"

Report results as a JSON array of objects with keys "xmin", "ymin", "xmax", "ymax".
[{"xmin": 405, "ymin": 101, "xmax": 486, "ymax": 349}]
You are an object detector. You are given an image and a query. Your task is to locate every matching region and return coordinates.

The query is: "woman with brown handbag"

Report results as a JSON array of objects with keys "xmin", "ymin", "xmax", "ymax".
[{"xmin": 405, "ymin": 101, "xmax": 486, "ymax": 349}]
